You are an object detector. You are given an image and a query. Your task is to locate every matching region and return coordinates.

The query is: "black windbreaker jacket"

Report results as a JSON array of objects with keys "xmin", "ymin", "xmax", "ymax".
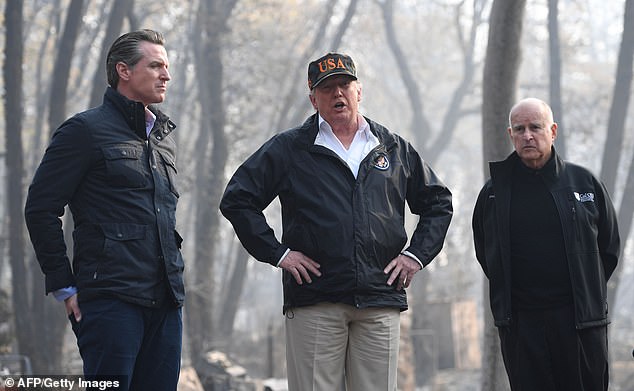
[
  {"xmin": 25, "ymin": 87, "xmax": 184, "ymax": 308},
  {"xmin": 220, "ymin": 114, "xmax": 452, "ymax": 313},
  {"xmin": 472, "ymin": 150, "xmax": 620, "ymax": 329}
]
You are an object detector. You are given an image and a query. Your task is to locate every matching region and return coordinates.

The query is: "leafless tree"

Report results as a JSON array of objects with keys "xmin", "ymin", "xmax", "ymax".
[
  {"xmin": 272, "ymin": 0, "xmax": 337, "ymax": 133},
  {"xmin": 480, "ymin": 0, "xmax": 527, "ymax": 389},
  {"xmin": 186, "ymin": 0, "xmax": 238, "ymax": 373},
  {"xmin": 88, "ymin": 0, "xmax": 134, "ymax": 108},
  {"xmin": 47, "ymin": 0, "xmax": 85, "ymax": 133},
  {"xmin": 377, "ymin": 0, "xmax": 432, "ymax": 149},
  {"xmin": 548, "ymin": 0, "xmax": 566, "ymax": 158},
  {"xmin": 4, "ymin": 0, "xmax": 29, "ymax": 368},
  {"xmin": 8, "ymin": 0, "xmax": 87, "ymax": 373},
  {"xmin": 603, "ymin": 0, "xmax": 634, "ymax": 318}
]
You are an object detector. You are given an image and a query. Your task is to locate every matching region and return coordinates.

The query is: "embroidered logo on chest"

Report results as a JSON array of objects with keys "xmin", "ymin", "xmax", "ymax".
[
  {"xmin": 373, "ymin": 153, "xmax": 390, "ymax": 170},
  {"xmin": 574, "ymin": 192, "xmax": 595, "ymax": 202}
]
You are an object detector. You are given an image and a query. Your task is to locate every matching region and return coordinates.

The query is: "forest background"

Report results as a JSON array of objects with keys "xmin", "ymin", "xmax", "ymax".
[{"xmin": 1, "ymin": 0, "xmax": 633, "ymax": 390}]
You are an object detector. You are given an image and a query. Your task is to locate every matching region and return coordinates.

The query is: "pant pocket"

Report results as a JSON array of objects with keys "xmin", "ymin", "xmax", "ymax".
[{"xmin": 68, "ymin": 313, "xmax": 80, "ymax": 336}]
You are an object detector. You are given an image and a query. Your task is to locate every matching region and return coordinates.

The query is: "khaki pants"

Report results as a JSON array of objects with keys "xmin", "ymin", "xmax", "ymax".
[{"xmin": 285, "ymin": 302, "xmax": 400, "ymax": 391}]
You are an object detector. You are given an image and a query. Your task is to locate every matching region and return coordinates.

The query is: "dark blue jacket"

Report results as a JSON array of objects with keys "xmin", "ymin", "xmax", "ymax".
[
  {"xmin": 25, "ymin": 87, "xmax": 184, "ymax": 308},
  {"xmin": 220, "ymin": 114, "xmax": 452, "ymax": 313},
  {"xmin": 472, "ymin": 150, "xmax": 620, "ymax": 328}
]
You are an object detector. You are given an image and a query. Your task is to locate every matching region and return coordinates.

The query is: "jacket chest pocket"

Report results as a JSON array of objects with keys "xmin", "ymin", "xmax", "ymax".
[
  {"xmin": 102, "ymin": 145, "xmax": 148, "ymax": 188},
  {"xmin": 569, "ymin": 194, "xmax": 600, "ymax": 251}
]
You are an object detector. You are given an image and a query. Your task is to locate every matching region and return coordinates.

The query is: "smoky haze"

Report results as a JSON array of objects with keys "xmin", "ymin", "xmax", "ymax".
[{"xmin": 1, "ymin": 0, "xmax": 633, "ymax": 389}]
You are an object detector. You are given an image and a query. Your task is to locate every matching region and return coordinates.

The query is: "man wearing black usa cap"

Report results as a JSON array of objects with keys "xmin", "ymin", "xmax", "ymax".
[{"xmin": 220, "ymin": 52, "xmax": 452, "ymax": 391}]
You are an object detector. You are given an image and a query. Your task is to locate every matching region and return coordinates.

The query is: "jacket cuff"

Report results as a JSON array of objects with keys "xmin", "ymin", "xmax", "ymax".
[
  {"xmin": 403, "ymin": 247, "xmax": 428, "ymax": 268},
  {"xmin": 52, "ymin": 286, "xmax": 77, "ymax": 301},
  {"xmin": 401, "ymin": 250, "xmax": 424, "ymax": 269},
  {"xmin": 273, "ymin": 245, "xmax": 289, "ymax": 267},
  {"xmin": 276, "ymin": 248, "xmax": 291, "ymax": 267},
  {"xmin": 44, "ymin": 268, "xmax": 76, "ymax": 295}
]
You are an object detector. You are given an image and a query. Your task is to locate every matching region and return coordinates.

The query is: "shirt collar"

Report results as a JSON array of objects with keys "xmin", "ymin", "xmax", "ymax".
[
  {"xmin": 316, "ymin": 113, "xmax": 370, "ymax": 140},
  {"xmin": 145, "ymin": 107, "xmax": 156, "ymax": 136}
]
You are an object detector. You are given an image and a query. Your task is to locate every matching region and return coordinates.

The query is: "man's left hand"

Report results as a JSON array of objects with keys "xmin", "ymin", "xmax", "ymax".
[{"xmin": 384, "ymin": 254, "xmax": 422, "ymax": 290}]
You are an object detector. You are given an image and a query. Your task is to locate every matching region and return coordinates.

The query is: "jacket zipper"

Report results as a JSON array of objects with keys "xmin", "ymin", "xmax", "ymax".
[{"xmin": 570, "ymin": 199, "xmax": 581, "ymax": 244}]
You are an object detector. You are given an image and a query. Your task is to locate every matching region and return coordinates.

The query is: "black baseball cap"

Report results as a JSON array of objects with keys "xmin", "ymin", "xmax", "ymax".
[{"xmin": 307, "ymin": 52, "xmax": 357, "ymax": 90}]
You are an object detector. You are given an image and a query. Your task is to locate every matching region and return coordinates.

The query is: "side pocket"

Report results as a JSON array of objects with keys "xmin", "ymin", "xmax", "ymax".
[
  {"xmin": 174, "ymin": 230, "xmax": 183, "ymax": 249},
  {"xmin": 97, "ymin": 223, "xmax": 147, "ymax": 280},
  {"xmin": 68, "ymin": 313, "xmax": 80, "ymax": 336}
]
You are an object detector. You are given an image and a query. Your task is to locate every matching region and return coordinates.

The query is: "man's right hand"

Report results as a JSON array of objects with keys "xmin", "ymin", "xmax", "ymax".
[
  {"xmin": 64, "ymin": 294, "xmax": 82, "ymax": 322},
  {"xmin": 279, "ymin": 250, "xmax": 321, "ymax": 284}
]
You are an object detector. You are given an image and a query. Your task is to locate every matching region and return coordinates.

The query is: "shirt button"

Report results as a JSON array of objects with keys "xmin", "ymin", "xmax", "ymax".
[
  {"xmin": 116, "ymin": 233, "xmax": 123, "ymax": 238},
  {"xmin": 157, "ymin": 208, "xmax": 161, "ymax": 213},
  {"xmin": 152, "ymin": 165, "xmax": 157, "ymax": 170}
]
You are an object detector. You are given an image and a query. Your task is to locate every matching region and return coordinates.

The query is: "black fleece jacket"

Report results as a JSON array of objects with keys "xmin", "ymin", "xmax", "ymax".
[{"xmin": 473, "ymin": 150, "xmax": 620, "ymax": 329}]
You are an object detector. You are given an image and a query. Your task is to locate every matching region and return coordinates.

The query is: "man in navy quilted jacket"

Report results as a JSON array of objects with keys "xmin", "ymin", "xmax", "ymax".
[{"xmin": 25, "ymin": 29, "xmax": 184, "ymax": 391}]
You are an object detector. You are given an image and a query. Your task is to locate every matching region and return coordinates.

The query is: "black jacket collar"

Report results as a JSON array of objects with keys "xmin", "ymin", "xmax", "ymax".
[
  {"xmin": 491, "ymin": 147, "xmax": 563, "ymax": 186},
  {"xmin": 103, "ymin": 87, "xmax": 175, "ymax": 140}
]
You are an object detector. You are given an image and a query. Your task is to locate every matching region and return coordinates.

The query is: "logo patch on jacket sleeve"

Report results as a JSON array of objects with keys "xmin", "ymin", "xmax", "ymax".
[
  {"xmin": 373, "ymin": 153, "xmax": 390, "ymax": 170},
  {"xmin": 574, "ymin": 192, "xmax": 595, "ymax": 202}
]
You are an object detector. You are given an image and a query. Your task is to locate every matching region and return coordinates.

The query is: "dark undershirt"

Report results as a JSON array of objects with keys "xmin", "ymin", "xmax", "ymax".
[{"xmin": 509, "ymin": 159, "xmax": 573, "ymax": 310}]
